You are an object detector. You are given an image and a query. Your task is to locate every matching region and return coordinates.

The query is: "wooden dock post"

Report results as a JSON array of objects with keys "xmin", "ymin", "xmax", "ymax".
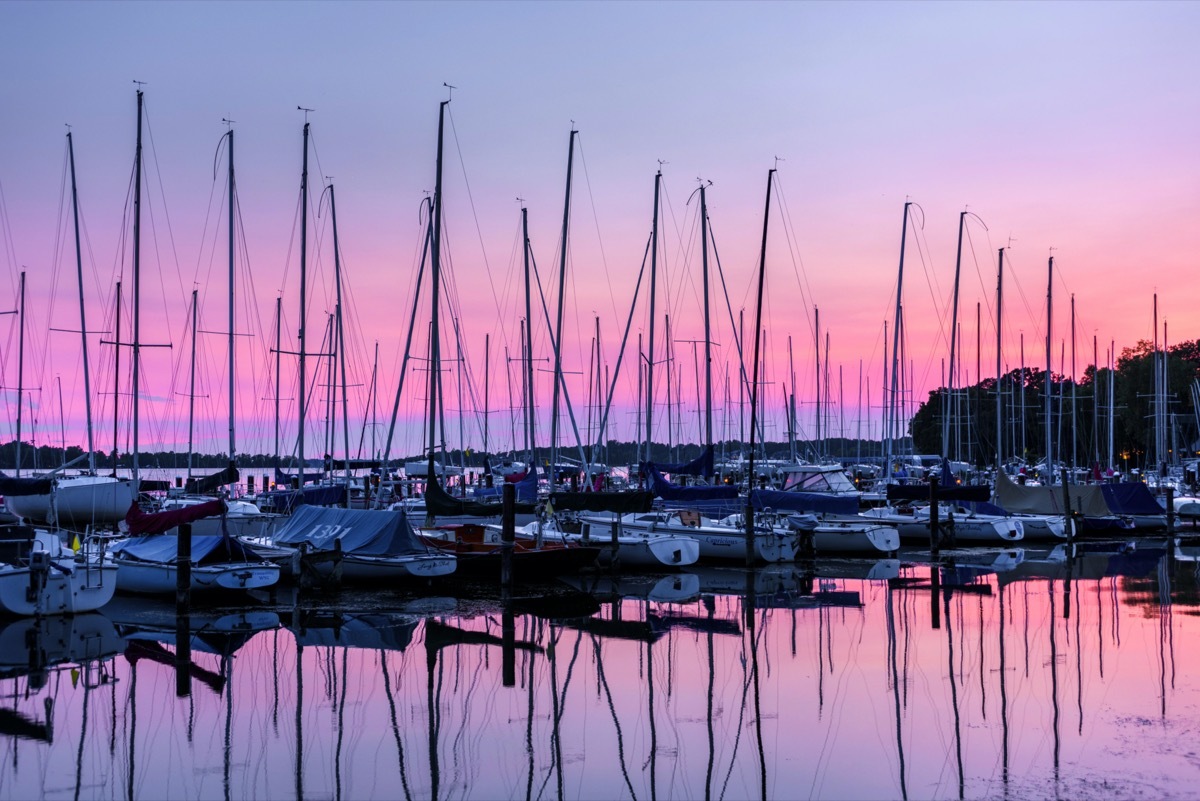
[
  {"xmin": 176, "ymin": 522, "xmax": 192, "ymax": 613},
  {"xmin": 929, "ymin": 476, "xmax": 940, "ymax": 557},
  {"xmin": 500, "ymin": 483, "xmax": 515, "ymax": 594}
]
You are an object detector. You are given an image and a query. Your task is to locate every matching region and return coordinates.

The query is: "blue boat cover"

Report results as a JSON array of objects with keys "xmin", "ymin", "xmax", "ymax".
[
  {"xmin": 272, "ymin": 505, "xmax": 426, "ymax": 556},
  {"xmin": 749, "ymin": 488, "xmax": 859, "ymax": 515},
  {"xmin": 259, "ymin": 483, "xmax": 347, "ymax": 513},
  {"xmin": 112, "ymin": 532, "xmax": 262, "ymax": 565},
  {"xmin": 1100, "ymin": 483, "xmax": 1165, "ymax": 515},
  {"xmin": 470, "ymin": 466, "xmax": 539, "ymax": 503},
  {"xmin": 0, "ymin": 474, "xmax": 54, "ymax": 496},
  {"xmin": 962, "ymin": 501, "xmax": 1012, "ymax": 517},
  {"xmin": 643, "ymin": 464, "xmax": 738, "ymax": 502},
  {"xmin": 652, "ymin": 446, "xmax": 715, "ymax": 478}
]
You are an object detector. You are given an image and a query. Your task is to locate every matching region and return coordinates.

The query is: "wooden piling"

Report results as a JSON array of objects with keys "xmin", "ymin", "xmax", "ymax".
[
  {"xmin": 1060, "ymin": 468, "xmax": 1074, "ymax": 541},
  {"xmin": 176, "ymin": 522, "xmax": 192, "ymax": 614},
  {"xmin": 1167, "ymin": 486, "xmax": 1176, "ymax": 534},
  {"xmin": 500, "ymin": 483, "xmax": 515, "ymax": 593},
  {"xmin": 929, "ymin": 476, "xmax": 940, "ymax": 556}
]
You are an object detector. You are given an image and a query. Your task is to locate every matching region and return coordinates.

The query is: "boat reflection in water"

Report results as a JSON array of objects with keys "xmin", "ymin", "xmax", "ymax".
[{"xmin": 5, "ymin": 543, "xmax": 1200, "ymax": 799}]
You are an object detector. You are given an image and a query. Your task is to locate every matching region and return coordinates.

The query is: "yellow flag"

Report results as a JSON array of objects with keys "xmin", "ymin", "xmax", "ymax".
[
  {"xmin": 71, "ymin": 669, "xmax": 79, "ymax": 688},
  {"xmin": 70, "ymin": 534, "xmax": 81, "ymax": 552}
]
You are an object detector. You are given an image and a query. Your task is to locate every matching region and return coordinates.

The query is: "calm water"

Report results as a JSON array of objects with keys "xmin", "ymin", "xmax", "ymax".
[{"xmin": 3, "ymin": 542, "xmax": 1200, "ymax": 800}]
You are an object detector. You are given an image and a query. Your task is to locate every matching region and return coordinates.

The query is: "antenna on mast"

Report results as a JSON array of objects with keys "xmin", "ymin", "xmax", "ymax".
[
  {"xmin": 297, "ymin": 105, "xmax": 314, "ymax": 122},
  {"xmin": 443, "ymin": 82, "xmax": 456, "ymax": 100}
]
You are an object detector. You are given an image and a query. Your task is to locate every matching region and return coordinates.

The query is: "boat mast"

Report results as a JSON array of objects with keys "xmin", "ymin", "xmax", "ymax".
[
  {"xmin": 744, "ymin": 168, "xmax": 774, "ymax": 550},
  {"xmin": 14, "ymin": 271, "xmax": 24, "ymax": 476},
  {"xmin": 700, "ymin": 183, "xmax": 713, "ymax": 456},
  {"xmin": 644, "ymin": 170, "xmax": 661, "ymax": 465},
  {"xmin": 186, "ymin": 289, "xmax": 198, "ymax": 480},
  {"xmin": 549, "ymin": 130, "xmax": 576, "ymax": 477},
  {"xmin": 131, "ymin": 89, "xmax": 144, "ymax": 487},
  {"xmin": 67, "ymin": 132, "xmax": 96, "ymax": 472},
  {"xmin": 427, "ymin": 101, "xmax": 448, "ymax": 478},
  {"xmin": 112, "ymin": 281, "xmax": 122, "ymax": 472},
  {"xmin": 815, "ymin": 306, "xmax": 821, "ymax": 460},
  {"xmin": 328, "ymin": 182, "xmax": 351, "ymax": 503},
  {"xmin": 1044, "ymin": 254, "xmax": 1053, "ymax": 481},
  {"xmin": 225, "ymin": 125, "xmax": 236, "ymax": 466},
  {"xmin": 298, "ymin": 120, "xmax": 311, "ymax": 489},
  {"xmin": 273, "ymin": 295, "xmax": 281, "ymax": 472},
  {"xmin": 886, "ymin": 202, "xmax": 912, "ymax": 477},
  {"xmin": 996, "ymin": 247, "xmax": 1004, "ymax": 469},
  {"xmin": 945, "ymin": 210, "xmax": 966, "ymax": 460},
  {"xmin": 521, "ymin": 206, "xmax": 536, "ymax": 467}
]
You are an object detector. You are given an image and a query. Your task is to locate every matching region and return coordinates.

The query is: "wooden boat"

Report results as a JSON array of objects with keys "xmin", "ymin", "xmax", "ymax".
[{"xmin": 417, "ymin": 522, "xmax": 601, "ymax": 580}]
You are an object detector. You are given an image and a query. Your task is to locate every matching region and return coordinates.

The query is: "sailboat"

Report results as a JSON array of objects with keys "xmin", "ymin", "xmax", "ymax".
[
  {"xmin": 4, "ymin": 132, "xmax": 136, "ymax": 528},
  {"xmin": 0, "ymin": 481, "xmax": 117, "ymax": 615}
]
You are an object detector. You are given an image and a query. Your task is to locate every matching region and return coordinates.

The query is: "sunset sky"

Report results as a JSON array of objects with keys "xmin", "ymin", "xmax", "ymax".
[{"xmin": 1, "ymin": 1, "xmax": 1197, "ymax": 464}]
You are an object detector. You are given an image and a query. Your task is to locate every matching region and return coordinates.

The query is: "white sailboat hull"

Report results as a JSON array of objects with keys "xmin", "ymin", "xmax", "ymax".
[
  {"xmin": 114, "ymin": 559, "xmax": 280, "ymax": 594},
  {"xmin": 6, "ymin": 476, "xmax": 136, "ymax": 528},
  {"xmin": 0, "ymin": 559, "xmax": 117, "ymax": 616}
]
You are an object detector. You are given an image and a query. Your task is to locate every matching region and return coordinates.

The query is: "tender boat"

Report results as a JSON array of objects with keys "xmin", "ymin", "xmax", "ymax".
[{"xmin": 0, "ymin": 525, "xmax": 117, "ymax": 616}]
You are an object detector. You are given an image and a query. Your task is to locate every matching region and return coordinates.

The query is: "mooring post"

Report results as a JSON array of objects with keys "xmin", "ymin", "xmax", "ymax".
[
  {"xmin": 176, "ymin": 521, "xmax": 192, "ymax": 614},
  {"xmin": 500, "ymin": 483, "xmax": 515, "ymax": 594},
  {"xmin": 1167, "ymin": 486, "xmax": 1176, "ymax": 534},
  {"xmin": 744, "ymin": 497, "xmax": 756, "ymax": 567},
  {"xmin": 331, "ymin": 537, "xmax": 344, "ymax": 587},
  {"xmin": 1060, "ymin": 468, "xmax": 1074, "ymax": 542},
  {"xmin": 929, "ymin": 475, "xmax": 940, "ymax": 557},
  {"xmin": 610, "ymin": 518, "xmax": 620, "ymax": 563}
]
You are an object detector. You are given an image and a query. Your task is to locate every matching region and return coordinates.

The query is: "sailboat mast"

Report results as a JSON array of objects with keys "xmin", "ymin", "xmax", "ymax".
[
  {"xmin": 14, "ymin": 271, "xmax": 24, "ymax": 476},
  {"xmin": 67, "ymin": 133, "xmax": 96, "ymax": 472},
  {"xmin": 700, "ymin": 184, "xmax": 712, "ymax": 452},
  {"xmin": 298, "ymin": 121, "xmax": 311, "ymax": 488},
  {"xmin": 644, "ymin": 170, "xmax": 661, "ymax": 463},
  {"xmin": 745, "ymin": 168, "xmax": 774, "ymax": 552},
  {"xmin": 815, "ymin": 306, "xmax": 821, "ymax": 459},
  {"xmin": 226, "ymin": 127, "xmax": 236, "ymax": 464},
  {"xmin": 1044, "ymin": 254, "xmax": 1053, "ymax": 479},
  {"xmin": 187, "ymin": 289, "xmax": 198, "ymax": 479},
  {"xmin": 273, "ymin": 295, "xmax": 281, "ymax": 471},
  {"xmin": 428, "ymin": 101, "xmax": 448, "ymax": 476},
  {"xmin": 1071, "ymin": 294, "xmax": 1077, "ymax": 472},
  {"xmin": 887, "ymin": 202, "xmax": 911, "ymax": 475},
  {"xmin": 996, "ymin": 247, "xmax": 1004, "ymax": 468},
  {"xmin": 113, "ymin": 281, "xmax": 122, "ymax": 471},
  {"xmin": 329, "ymin": 183, "xmax": 351, "ymax": 501},
  {"xmin": 521, "ymin": 207, "xmax": 536, "ymax": 466},
  {"xmin": 945, "ymin": 211, "xmax": 966, "ymax": 459},
  {"xmin": 549, "ymin": 130, "xmax": 576, "ymax": 476},
  {"xmin": 131, "ymin": 90, "xmax": 144, "ymax": 486}
]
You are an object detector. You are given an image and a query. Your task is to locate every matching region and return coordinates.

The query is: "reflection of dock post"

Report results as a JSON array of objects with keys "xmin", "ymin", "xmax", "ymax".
[
  {"xmin": 175, "ymin": 612, "xmax": 191, "ymax": 698},
  {"xmin": 930, "ymin": 566, "xmax": 941, "ymax": 630},
  {"xmin": 929, "ymin": 476, "xmax": 940, "ymax": 556},
  {"xmin": 501, "ymin": 484, "xmax": 515, "ymax": 595},
  {"xmin": 502, "ymin": 602, "xmax": 516, "ymax": 688},
  {"xmin": 176, "ymin": 522, "xmax": 192, "ymax": 614}
]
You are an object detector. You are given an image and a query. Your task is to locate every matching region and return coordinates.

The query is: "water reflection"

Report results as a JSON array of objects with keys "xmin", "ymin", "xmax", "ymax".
[{"xmin": 3, "ymin": 542, "xmax": 1200, "ymax": 799}]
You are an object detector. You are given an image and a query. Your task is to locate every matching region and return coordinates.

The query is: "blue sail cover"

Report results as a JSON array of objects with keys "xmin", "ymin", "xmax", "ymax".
[
  {"xmin": 470, "ymin": 466, "xmax": 539, "ymax": 503},
  {"xmin": 962, "ymin": 501, "xmax": 1013, "ymax": 517},
  {"xmin": 272, "ymin": 505, "xmax": 425, "ymax": 556},
  {"xmin": 653, "ymin": 446, "xmax": 715, "ymax": 478},
  {"xmin": 112, "ymin": 532, "xmax": 262, "ymax": 565},
  {"xmin": 642, "ymin": 463, "xmax": 739, "ymax": 514},
  {"xmin": 749, "ymin": 488, "xmax": 859, "ymax": 515},
  {"xmin": 1101, "ymin": 483, "xmax": 1165, "ymax": 515},
  {"xmin": 259, "ymin": 483, "xmax": 347, "ymax": 513}
]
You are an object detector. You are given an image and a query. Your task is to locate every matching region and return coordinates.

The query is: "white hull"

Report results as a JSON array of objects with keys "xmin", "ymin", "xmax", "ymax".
[
  {"xmin": 810, "ymin": 520, "xmax": 899, "ymax": 554},
  {"xmin": 0, "ymin": 559, "xmax": 117, "ymax": 616},
  {"xmin": 6, "ymin": 476, "xmax": 136, "ymax": 528},
  {"xmin": 114, "ymin": 559, "xmax": 280, "ymax": 594},
  {"xmin": 862, "ymin": 507, "xmax": 1024, "ymax": 543},
  {"xmin": 580, "ymin": 512, "xmax": 793, "ymax": 563},
  {"xmin": 1013, "ymin": 514, "xmax": 1067, "ymax": 540},
  {"xmin": 307, "ymin": 552, "xmax": 457, "ymax": 581}
]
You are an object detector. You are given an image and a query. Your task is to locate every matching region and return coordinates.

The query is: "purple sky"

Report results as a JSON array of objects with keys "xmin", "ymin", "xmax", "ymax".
[{"xmin": 1, "ymin": 1, "xmax": 1198, "ymax": 462}]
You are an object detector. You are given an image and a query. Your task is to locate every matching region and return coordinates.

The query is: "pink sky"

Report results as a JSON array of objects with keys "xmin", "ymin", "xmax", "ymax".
[{"xmin": 1, "ymin": 1, "xmax": 1198, "ymax": 462}]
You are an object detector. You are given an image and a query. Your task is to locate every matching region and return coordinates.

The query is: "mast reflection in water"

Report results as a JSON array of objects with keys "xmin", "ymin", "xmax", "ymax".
[{"xmin": 3, "ymin": 544, "xmax": 1200, "ymax": 800}]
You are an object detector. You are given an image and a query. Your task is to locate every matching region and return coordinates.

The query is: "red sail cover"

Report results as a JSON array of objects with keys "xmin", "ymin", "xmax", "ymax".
[{"xmin": 125, "ymin": 499, "xmax": 227, "ymax": 536}]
